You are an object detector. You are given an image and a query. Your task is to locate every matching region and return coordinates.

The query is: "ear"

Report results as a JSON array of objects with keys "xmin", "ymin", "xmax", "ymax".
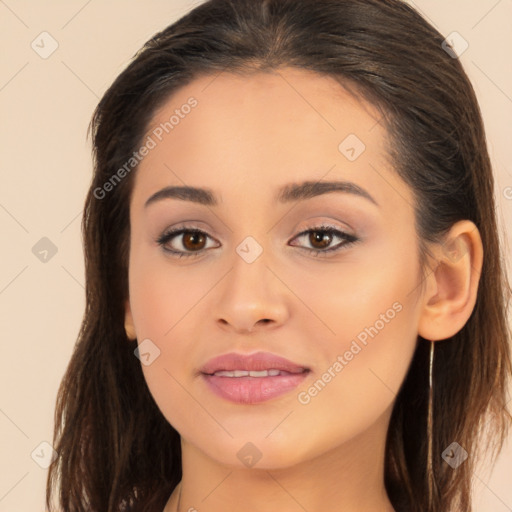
[
  {"xmin": 417, "ymin": 220, "xmax": 483, "ymax": 341},
  {"xmin": 124, "ymin": 298, "xmax": 137, "ymax": 341}
]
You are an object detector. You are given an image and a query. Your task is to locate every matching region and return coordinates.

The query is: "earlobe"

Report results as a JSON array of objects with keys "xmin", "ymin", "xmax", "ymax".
[
  {"xmin": 417, "ymin": 220, "xmax": 483, "ymax": 341},
  {"xmin": 124, "ymin": 299, "xmax": 137, "ymax": 341}
]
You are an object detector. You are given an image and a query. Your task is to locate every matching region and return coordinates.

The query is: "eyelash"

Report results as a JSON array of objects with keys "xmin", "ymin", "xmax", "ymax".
[{"xmin": 155, "ymin": 223, "xmax": 359, "ymax": 259}]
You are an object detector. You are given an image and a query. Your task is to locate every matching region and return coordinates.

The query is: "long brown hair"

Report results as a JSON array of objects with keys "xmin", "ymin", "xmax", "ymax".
[{"xmin": 46, "ymin": 0, "xmax": 512, "ymax": 510}]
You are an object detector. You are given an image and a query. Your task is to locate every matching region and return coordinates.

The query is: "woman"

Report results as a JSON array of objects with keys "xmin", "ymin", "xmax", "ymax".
[{"xmin": 46, "ymin": 0, "xmax": 512, "ymax": 511}]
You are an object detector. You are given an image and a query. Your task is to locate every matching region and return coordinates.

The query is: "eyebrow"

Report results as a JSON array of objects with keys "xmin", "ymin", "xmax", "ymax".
[{"xmin": 144, "ymin": 180, "xmax": 379, "ymax": 208}]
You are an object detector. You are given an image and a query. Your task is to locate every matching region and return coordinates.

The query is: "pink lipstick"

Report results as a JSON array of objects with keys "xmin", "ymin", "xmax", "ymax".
[{"xmin": 200, "ymin": 351, "xmax": 310, "ymax": 404}]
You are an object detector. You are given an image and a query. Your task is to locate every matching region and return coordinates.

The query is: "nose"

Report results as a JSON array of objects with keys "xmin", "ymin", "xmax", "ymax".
[{"xmin": 213, "ymin": 245, "xmax": 289, "ymax": 334}]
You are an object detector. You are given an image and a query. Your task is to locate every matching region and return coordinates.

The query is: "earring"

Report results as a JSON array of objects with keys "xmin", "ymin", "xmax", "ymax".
[
  {"xmin": 125, "ymin": 322, "xmax": 137, "ymax": 341},
  {"xmin": 427, "ymin": 339, "xmax": 435, "ymax": 509}
]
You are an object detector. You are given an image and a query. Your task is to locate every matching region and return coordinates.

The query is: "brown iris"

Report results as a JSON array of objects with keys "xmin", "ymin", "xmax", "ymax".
[
  {"xmin": 309, "ymin": 230, "xmax": 333, "ymax": 250},
  {"xmin": 182, "ymin": 231, "xmax": 207, "ymax": 251}
]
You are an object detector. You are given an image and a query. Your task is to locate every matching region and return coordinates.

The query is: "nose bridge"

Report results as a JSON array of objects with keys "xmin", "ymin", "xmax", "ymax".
[
  {"xmin": 229, "ymin": 231, "xmax": 272, "ymax": 300},
  {"xmin": 224, "ymin": 194, "xmax": 273, "ymax": 275},
  {"xmin": 213, "ymin": 229, "xmax": 289, "ymax": 332}
]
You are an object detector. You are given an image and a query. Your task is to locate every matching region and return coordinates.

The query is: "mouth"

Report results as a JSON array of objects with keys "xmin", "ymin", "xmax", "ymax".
[
  {"xmin": 200, "ymin": 351, "xmax": 310, "ymax": 375},
  {"xmin": 209, "ymin": 369, "xmax": 303, "ymax": 377},
  {"xmin": 199, "ymin": 351, "xmax": 311, "ymax": 404}
]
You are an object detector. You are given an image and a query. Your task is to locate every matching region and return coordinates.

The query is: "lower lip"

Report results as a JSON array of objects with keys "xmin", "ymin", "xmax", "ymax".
[{"xmin": 201, "ymin": 372, "xmax": 310, "ymax": 404}]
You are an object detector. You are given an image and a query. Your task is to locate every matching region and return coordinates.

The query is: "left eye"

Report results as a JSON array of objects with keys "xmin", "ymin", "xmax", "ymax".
[
  {"xmin": 290, "ymin": 226, "xmax": 359, "ymax": 256},
  {"xmin": 156, "ymin": 225, "xmax": 359, "ymax": 258}
]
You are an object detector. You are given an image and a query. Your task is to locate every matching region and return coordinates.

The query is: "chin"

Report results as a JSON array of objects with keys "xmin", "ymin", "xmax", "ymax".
[{"xmin": 199, "ymin": 435, "xmax": 313, "ymax": 471}]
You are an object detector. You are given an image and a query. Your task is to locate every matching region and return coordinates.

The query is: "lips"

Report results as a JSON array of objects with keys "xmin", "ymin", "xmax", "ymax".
[
  {"xmin": 199, "ymin": 351, "xmax": 311, "ymax": 404},
  {"xmin": 200, "ymin": 351, "xmax": 309, "ymax": 375}
]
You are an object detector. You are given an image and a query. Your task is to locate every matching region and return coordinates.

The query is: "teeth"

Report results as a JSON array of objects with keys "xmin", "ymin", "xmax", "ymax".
[{"xmin": 213, "ymin": 369, "xmax": 284, "ymax": 377}]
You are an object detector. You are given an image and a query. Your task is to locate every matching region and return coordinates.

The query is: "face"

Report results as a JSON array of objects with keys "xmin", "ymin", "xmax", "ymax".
[{"xmin": 125, "ymin": 67, "xmax": 424, "ymax": 469}]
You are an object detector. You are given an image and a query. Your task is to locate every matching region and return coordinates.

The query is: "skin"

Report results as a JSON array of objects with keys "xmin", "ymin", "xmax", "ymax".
[{"xmin": 123, "ymin": 67, "xmax": 483, "ymax": 512}]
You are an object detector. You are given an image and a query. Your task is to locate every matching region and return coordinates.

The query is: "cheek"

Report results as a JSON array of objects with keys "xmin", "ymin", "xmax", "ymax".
[
  {"xmin": 128, "ymin": 243, "xmax": 213, "ymax": 339},
  {"xmin": 286, "ymin": 243, "xmax": 421, "ymax": 427},
  {"xmin": 291, "ymin": 305, "xmax": 417, "ymax": 463},
  {"xmin": 286, "ymin": 232, "xmax": 419, "ymax": 357},
  {"xmin": 127, "ymin": 246, "xmax": 218, "ymax": 427}
]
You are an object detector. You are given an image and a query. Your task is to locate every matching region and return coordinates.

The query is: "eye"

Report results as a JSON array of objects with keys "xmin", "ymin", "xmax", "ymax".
[
  {"xmin": 289, "ymin": 225, "xmax": 359, "ymax": 257},
  {"xmin": 156, "ymin": 226, "xmax": 218, "ymax": 258},
  {"xmin": 156, "ymin": 224, "xmax": 359, "ymax": 259}
]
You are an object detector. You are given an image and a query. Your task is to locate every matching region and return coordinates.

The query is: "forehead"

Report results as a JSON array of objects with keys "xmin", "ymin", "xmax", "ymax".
[
  {"xmin": 131, "ymin": 67, "xmax": 410, "ymax": 211},
  {"xmin": 146, "ymin": 67, "xmax": 383, "ymax": 147}
]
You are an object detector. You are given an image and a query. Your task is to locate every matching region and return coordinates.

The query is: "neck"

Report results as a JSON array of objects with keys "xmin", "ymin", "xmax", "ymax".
[{"xmin": 165, "ymin": 406, "xmax": 396, "ymax": 512}]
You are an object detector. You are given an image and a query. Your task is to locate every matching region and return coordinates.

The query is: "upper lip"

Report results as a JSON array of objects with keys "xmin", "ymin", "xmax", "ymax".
[{"xmin": 200, "ymin": 351, "xmax": 310, "ymax": 375}]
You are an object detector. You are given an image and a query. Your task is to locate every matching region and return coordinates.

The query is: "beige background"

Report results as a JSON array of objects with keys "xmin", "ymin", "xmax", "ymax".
[{"xmin": 0, "ymin": 0, "xmax": 511, "ymax": 510}]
